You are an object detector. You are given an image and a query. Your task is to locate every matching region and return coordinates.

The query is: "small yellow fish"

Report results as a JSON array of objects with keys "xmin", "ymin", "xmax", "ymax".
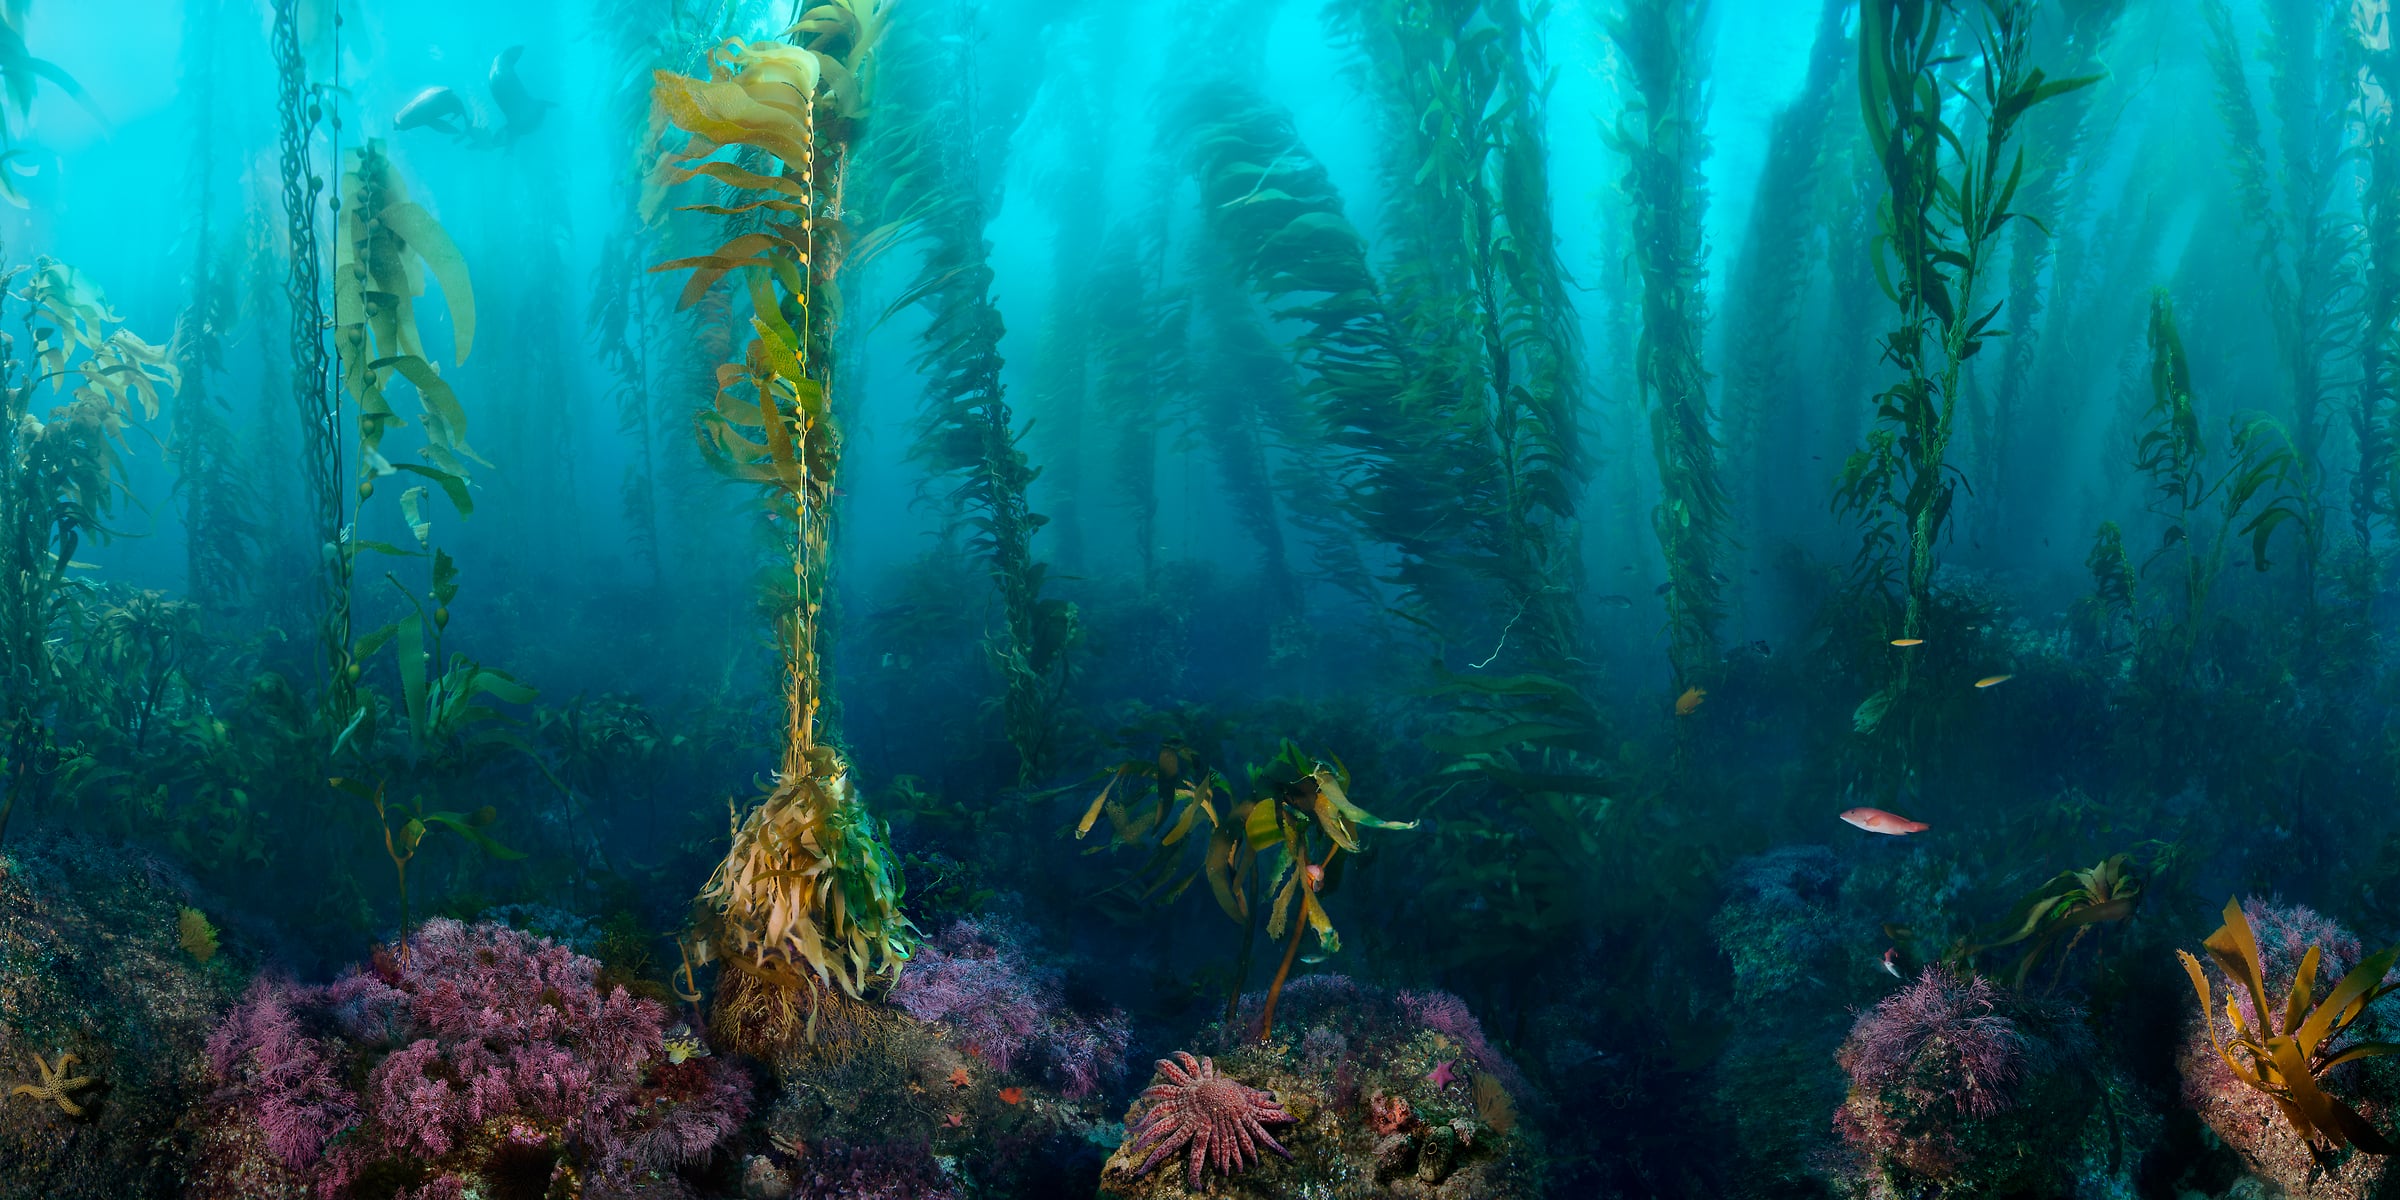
[
  {"xmin": 1974, "ymin": 674, "xmax": 2014, "ymax": 689},
  {"xmin": 1675, "ymin": 686, "xmax": 1706, "ymax": 715},
  {"xmin": 1890, "ymin": 638, "xmax": 1925, "ymax": 647}
]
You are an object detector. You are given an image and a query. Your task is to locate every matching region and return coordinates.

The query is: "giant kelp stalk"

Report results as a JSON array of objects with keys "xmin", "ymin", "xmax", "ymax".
[
  {"xmin": 649, "ymin": 5, "xmax": 914, "ymax": 1048},
  {"xmin": 2201, "ymin": 0, "xmax": 2358, "ymax": 594},
  {"xmin": 1837, "ymin": 1, "xmax": 2093, "ymax": 680},
  {"xmin": 1720, "ymin": 0, "xmax": 1850, "ymax": 554},
  {"xmin": 1985, "ymin": 0, "xmax": 2125, "ymax": 537},
  {"xmin": 273, "ymin": 0, "xmax": 348, "ymax": 707},
  {"xmin": 1331, "ymin": 0, "xmax": 1588, "ymax": 669},
  {"xmin": 1606, "ymin": 0, "xmax": 1727, "ymax": 685},
  {"xmin": 171, "ymin": 0, "xmax": 253, "ymax": 616},
  {"xmin": 877, "ymin": 8, "xmax": 1075, "ymax": 784},
  {"xmin": 0, "ymin": 262, "xmax": 181, "ymax": 843}
]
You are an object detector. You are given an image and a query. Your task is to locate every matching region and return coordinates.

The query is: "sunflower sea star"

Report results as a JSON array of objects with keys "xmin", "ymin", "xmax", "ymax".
[
  {"xmin": 10, "ymin": 1051, "xmax": 97, "ymax": 1117},
  {"xmin": 1128, "ymin": 1052, "xmax": 1294, "ymax": 1188}
]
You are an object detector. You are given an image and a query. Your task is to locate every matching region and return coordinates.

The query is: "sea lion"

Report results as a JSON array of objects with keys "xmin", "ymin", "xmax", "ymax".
[
  {"xmin": 393, "ymin": 85, "xmax": 470, "ymax": 136},
  {"xmin": 487, "ymin": 46, "xmax": 553, "ymax": 142}
]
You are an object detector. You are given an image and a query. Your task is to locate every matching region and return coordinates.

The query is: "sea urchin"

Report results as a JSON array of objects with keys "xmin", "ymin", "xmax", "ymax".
[{"xmin": 1127, "ymin": 1052, "xmax": 1295, "ymax": 1188}]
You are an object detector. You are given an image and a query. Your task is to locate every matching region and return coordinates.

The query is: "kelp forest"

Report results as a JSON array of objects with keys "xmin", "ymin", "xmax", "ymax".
[{"xmin": 5, "ymin": 0, "xmax": 2400, "ymax": 1197}]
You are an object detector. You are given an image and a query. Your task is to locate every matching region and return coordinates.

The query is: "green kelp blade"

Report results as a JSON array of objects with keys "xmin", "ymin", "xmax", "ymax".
[{"xmin": 1311, "ymin": 766, "xmax": 1416, "ymax": 831}]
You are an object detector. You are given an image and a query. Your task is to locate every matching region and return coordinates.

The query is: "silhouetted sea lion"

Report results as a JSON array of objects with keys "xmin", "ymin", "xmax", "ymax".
[
  {"xmin": 487, "ymin": 46, "xmax": 553, "ymax": 143},
  {"xmin": 390, "ymin": 47, "xmax": 551, "ymax": 148}
]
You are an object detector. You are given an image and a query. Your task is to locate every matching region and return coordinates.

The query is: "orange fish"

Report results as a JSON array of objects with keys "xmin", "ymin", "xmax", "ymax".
[
  {"xmin": 1675, "ymin": 686, "xmax": 1706, "ymax": 715},
  {"xmin": 1841, "ymin": 807, "xmax": 1929, "ymax": 835},
  {"xmin": 1974, "ymin": 674, "xmax": 2013, "ymax": 689},
  {"xmin": 999, "ymin": 1087, "xmax": 1025, "ymax": 1106},
  {"xmin": 1890, "ymin": 638, "xmax": 1924, "ymax": 647}
]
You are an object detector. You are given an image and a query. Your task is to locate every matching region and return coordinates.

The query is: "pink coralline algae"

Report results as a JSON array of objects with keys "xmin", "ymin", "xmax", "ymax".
[
  {"xmin": 886, "ymin": 917, "xmax": 1130, "ymax": 1098},
  {"xmin": 1839, "ymin": 969, "xmax": 2026, "ymax": 1121},
  {"xmin": 1127, "ymin": 1051, "xmax": 1295, "ymax": 1189},
  {"xmin": 207, "ymin": 919, "xmax": 749, "ymax": 1194},
  {"xmin": 1397, "ymin": 988, "xmax": 1534, "ymax": 1100}
]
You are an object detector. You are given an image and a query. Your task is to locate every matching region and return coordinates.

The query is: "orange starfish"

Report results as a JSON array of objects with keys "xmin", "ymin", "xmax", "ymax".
[
  {"xmin": 947, "ymin": 1067, "xmax": 971, "ymax": 1089},
  {"xmin": 999, "ymin": 1086, "xmax": 1024, "ymax": 1106},
  {"xmin": 10, "ymin": 1052, "xmax": 96, "ymax": 1117}
]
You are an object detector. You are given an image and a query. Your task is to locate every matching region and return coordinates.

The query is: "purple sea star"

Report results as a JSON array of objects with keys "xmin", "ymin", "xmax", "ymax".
[
  {"xmin": 1127, "ymin": 1052, "xmax": 1295, "ymax": 1188},
  {"xmin": 1427, "ymin": 1059, "xmax": 1459, "ymax": 1090}
]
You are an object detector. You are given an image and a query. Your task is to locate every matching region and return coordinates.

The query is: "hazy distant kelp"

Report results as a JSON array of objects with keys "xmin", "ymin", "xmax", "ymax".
[
  {"xmin": 1605, "ymin": 0, "xmax": 1728, "ymax": 686},
  {"xmin": 2201, "ymin": 0, "xmax": 2358, "ymax": 594},
  {"xmin": 868, "ymin": 0, "xmax": 1077, "ymax": 784}
]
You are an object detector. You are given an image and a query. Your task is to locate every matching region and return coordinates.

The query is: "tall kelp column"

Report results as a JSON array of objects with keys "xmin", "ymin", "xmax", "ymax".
[
  {"xmin": 1838, "ymin": 0, "xmax": 2092, "ymax": 766},
  {"xmin": 649, "ymin": 3, "xmax": 915, "ymax": 1052}
]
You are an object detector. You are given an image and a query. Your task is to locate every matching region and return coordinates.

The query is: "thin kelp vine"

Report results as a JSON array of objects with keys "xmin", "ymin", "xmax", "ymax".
[
  {"xmin": 1838, "ymin": 0, "xmax": 2093, "ymax": 746},
  {"xmin": 2133, "ymin": 292, "xmax": 2307, "ymax": 675},
  {"xmin": 1606, "ymin": 0, "xmax": 1726, "ymax": 684},
  {"xmin": 879, "ymin": 6, "xmax": 1075, "ymax": 784},
  {"xmin": 273, "ymin": 0, "xmax": 346, "ymax": 707},
  {"xmin": 649, "ymin": 4, "xmax": 914, "ymax": 1045}
]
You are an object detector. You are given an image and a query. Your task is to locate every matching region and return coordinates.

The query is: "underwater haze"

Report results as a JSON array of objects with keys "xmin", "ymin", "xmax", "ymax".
[{"xmin": 1, "ymin": 0, "xmax": 2398, "ymax": 1197}]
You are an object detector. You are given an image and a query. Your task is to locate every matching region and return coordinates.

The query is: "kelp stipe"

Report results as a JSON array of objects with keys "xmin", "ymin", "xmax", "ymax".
[{"xmin": 649, "ymin": 4, "xmax": 915, "ymax": 1051}]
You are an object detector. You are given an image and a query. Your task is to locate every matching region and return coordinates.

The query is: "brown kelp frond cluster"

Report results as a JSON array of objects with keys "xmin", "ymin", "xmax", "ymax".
[
  {"xmin": 2181, "ymin": 898, "xmax": 2400, "ymax": 1161},
  {"xmin": 651, "ymin": 1, "xmax": 914, "ymax": 1039}
]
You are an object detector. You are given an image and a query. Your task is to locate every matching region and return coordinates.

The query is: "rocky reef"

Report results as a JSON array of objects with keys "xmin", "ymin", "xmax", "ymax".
[
  {"xmin": 1096, "ymin": 975, "xmax": 1538, "ymax": 1200},
  {"xmin": 0, "ymin": 835, "xmax": 241, "ymax": 1200}
]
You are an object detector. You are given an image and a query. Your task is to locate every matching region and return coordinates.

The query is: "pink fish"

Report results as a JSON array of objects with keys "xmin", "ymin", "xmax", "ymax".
[
  {"xmin": 1841, "ymin": 807, "xmax": 1928, "ymax": 835},
  {"xmin": 1881, "ymin": 948, "xmax": 1903, "ymax": 979}
]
